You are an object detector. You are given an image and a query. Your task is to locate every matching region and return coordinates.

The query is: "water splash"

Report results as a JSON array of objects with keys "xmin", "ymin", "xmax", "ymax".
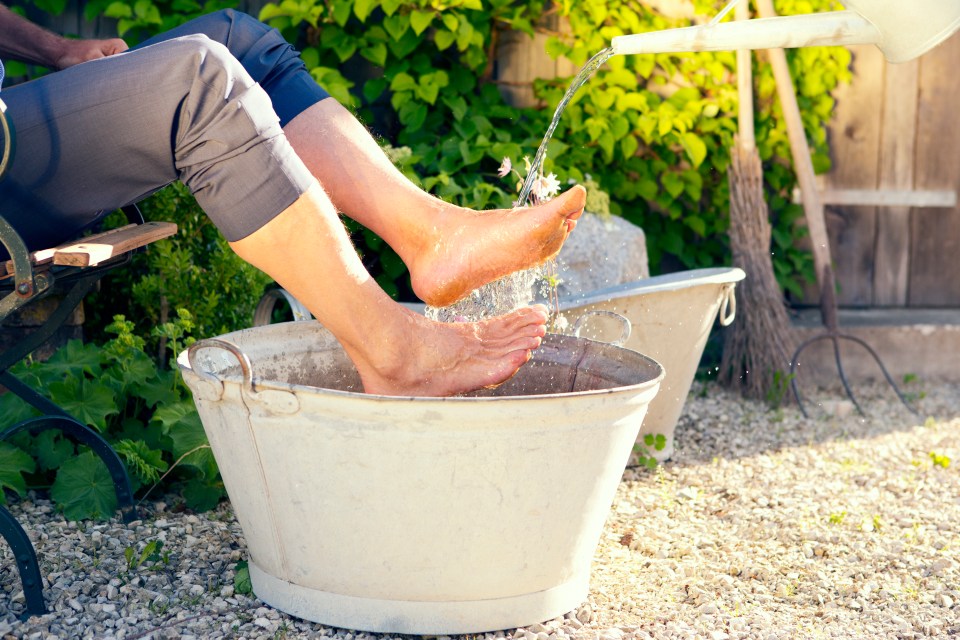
[{"xmin": 425, "ymin": 47, "xmax": 616, "ymax": 323}]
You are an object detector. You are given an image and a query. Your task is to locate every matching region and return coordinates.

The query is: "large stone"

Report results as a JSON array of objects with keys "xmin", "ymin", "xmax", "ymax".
[{"xmin": 551, "ymin": 212, "xmax": 649, "ymax": 298}]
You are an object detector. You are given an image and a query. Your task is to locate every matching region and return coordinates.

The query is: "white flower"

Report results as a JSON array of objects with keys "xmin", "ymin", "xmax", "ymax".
[
  {"xmin": 497, "ymin": 157, "xmax": 512, "ymax": 178},
  {"xmin": 531, "ymin": 172, "xmax": 561, "ymax": 201}
]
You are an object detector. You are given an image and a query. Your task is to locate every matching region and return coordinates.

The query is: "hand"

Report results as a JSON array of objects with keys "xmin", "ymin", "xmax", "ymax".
[{"xmin": 55, "ymin": 37, "xmax": 128, "ymax": 69}]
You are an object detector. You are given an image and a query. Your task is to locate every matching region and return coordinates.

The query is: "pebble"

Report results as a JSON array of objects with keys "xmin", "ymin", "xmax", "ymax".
[{"xmin": 0, "ymin": 380, "xmax": 957, "ymax": 640}]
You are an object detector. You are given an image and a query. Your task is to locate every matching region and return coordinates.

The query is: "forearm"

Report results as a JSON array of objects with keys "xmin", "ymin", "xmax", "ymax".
[{"xmin": 0, "ymin": 3, "xmax": 69, "ymax": 67}]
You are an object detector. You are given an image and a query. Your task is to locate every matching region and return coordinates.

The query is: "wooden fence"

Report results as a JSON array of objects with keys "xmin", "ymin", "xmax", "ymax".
[{"xmin": 817, "ymin": 35, "xmax": 960, "ymax": 308}]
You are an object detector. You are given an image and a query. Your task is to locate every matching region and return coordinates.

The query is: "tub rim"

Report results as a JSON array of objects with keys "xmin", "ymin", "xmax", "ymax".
[
  {"xmin": 177, "ymin": 329, "xmax": 665, "ymax": 404},
  {"xmin": 560, "ymin": 266, "xmax": 745, "ymax": 310}
]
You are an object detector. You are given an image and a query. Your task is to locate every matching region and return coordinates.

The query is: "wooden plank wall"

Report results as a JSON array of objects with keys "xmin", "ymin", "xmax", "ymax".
[{"xmin": 821, "ymin": 32, "xmax": 960, "ymax": 308}]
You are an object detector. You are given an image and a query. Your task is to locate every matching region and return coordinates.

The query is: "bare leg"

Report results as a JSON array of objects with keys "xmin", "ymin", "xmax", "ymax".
[
  {"xmin": 283, "ymin": 99, "xmax": 586, "ymax": 307},
  {"xmin": 230, "ymin": 183, "xmax": 548, "ymax": 396}
]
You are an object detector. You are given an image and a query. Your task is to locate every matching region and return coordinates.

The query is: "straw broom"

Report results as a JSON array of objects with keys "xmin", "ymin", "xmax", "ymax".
[{"xmin": 719, "ymin": 0, "xmax": 796, "ymax": 400}]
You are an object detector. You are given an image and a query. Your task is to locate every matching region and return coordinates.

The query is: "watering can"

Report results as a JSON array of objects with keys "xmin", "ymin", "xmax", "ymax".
[{"xmin": 611, "ymin": 0, "xmax": 960, "ymax": 63}]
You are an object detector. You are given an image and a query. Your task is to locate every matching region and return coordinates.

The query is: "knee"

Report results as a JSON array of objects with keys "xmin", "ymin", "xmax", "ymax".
[{"xmin": 171, "ymin": 34, "xmax": 253, "ymax": 91}]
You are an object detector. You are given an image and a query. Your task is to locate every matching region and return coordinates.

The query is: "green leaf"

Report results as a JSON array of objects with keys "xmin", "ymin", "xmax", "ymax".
[
  {"xmin": 50, "ymin": 451, "xmax": 118, "ymax": 521},
  {"xmin": 353, "ymin": 0, "xmax": 378, "ymax": 22},
  {"xmin": 443, "ymin": 95, "xmax": 468, "ymax": 121},
  {"xmin": 380, "ymin": 0, "xmax": 402, "ymax": 16},
  {"xmin": 389, "ymin": 72, "xmax": 417, "ymax": 92},
  {"xmin": 410, "ymin": 10, "xmax": 434, "ymax": 36},
  {"xmin": 234, "ymin": 561, "xmax": 253, "ymax": 594},
  {"xmin": 33, "ymin": 431, "xmax": 76, "ymax": 473},
  {"xmin": 685, "ymin": 215, "xmax": 707, "ymax": 237},
  {"xmin": 332, "ymin": 1, "xmax": 352, "ymax": 26},
  {"xmin": 167, "ymin": 411, "xmax": 218, "ymax": 479},
  {"xmin": 0, "ymin": 443, "xmax": 35, "ymax": 503},
  {"xmin": 104, "ymin": 1, "xmax": 132, "ymax": 18},
  {"xmin": 360, "ymin": 42, "xmax": 388, "ymax": 67},
  {"xmin": 0, "ymin": 392, "xmax": 38, "ymax": 429},
  {"xmin": 434, "ymin": 29, "xmax": 456, "ymax": 51},
  {"xmin": 363, "ymin": 78, "xmax": 389, "ymax": 102},
  {"xmin": 39, "ymin": 339, "xmax": 103, "ymax": 382},
  {"xmin": 620, "ymin": 134, "xmax": 639, "ymax": 160},
  {"xmin": 662, "ymin": 172, "xmax": 684, "ymax": 199},
  {"xmin": 183, "ymin": 478, "xmax": 222, "ymax": 512},
  {"xmin": 680, "ymin": 132, "xmax": 707, "ymax": 168},
  {"xmin": 383, "ymin": 13, "xmax": 409, "ymax": 40},
  {"xmin": 47, "ymin": 377, "xmax": 117, "ymax": 432},
  {"xmin": 115, "ymin": 439, "xmax": 168, "ymax": 486},
  {"xmin": 136, "ymin": 370, "xmax": 179, "ymax": 409}
]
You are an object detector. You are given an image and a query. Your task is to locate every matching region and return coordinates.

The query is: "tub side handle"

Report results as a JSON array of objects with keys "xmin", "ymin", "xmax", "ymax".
[
  {"xmin": 186, "ymin": 339, "xmax": 300, "ymax": 414},
  {"xmin": 572, "ymin": 310, "xmax": 632, "ymax": 347},
  {"xmin": 718, "ymin": 283, "xmax": 738, "ymax": 326}
]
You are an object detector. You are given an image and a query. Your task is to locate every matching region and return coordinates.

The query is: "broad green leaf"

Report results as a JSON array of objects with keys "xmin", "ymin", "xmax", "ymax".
[
  {"xmin": 33, "ymin": 431, "xmax": 76, "ymax": 473},
  {"xmin": 39, "ymin": 339, "xmax": 103, "ymax": 382},
  {"xmin": 0, "ymin": 443, "xmax": 35, "ymax": 503},
  {"xmin": 662, "ymin": 172, "xmax": 684, "ymax": 199},
  {"xmin": 47, "ymin": 378, "xmax": 117, "ymax": 432},
  {"xmin": 50, "ymin": 451, "xmax": 118, "ymax": 521},
  {"xmin": 381, "ymin": 0, "xmax": 403, "ymax": 16},
  {"xmin": 332, "ymin": 1, "xmax": 352, "ymax": 26},
  {"xmin": 0, "ymin": 392, "xmax": 38, "ymax": 429},
  {"xmin": 383, "ymin": 13, "xmax": 409, "ymax": 40},
  {"xmin": 363, "ymin": 78, "xmax": 389, "ymax": 102},
  {"xmin": 620, "ymin": 134, "xmax": 639, "ymax": 160},
  {"xmin": 353, "ymin": 0, "xmax": 378, "ymax": 22},
  {"xmin": 360, "ymin": 42, "xmax": 388, "ymax": 67},
  {"xmin": 441, "ymin": 14, "xmax": 458, "ymax": 32},
  {"xmin": 434, "ymin": 29, "xmax": 456, "ymax": 51},
  {"xmin": 442, "ymin": 95, "xmax": 468, "ymax": 121},
  {"xmin": 681, "ymin": 132, "xmax": 707, "ymax": 168},
  {"xmin": 390, "ymin": 72, "xmax": 417, "ymax": 92},
  {"xmin": 410, "ymin": 10, "xmax": 434, "ymax": 36},
  {"xmin": 685, "ymin": 215, "xmax": 707, "ymax": 237},
  {"xmin": 168, "ymin": 412, "xmax": 218, "ymax": 479},
  {"xmin": 234, "ymin": 561, "xmax": 253, "ymax": 594},
  {"xmin": 183, "ymin": 477, "xmax": 224, "ymax": 512},
  {"xmin": 104, "ymin": 1, "xmax": 132, "ymax": 18}
]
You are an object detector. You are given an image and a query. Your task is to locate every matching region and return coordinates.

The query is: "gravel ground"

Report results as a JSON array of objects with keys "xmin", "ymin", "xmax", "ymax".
[{"xmin": 1, "ymin": 379, "xmax": 958, "ymax": 640}]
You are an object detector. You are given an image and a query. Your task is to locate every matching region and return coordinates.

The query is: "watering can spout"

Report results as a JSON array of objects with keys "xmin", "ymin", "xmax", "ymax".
[
  {"xmin": 611, "ymin": 0, "xmax": 960, "ymax": 64},
  {"xmin": 611, "ymin": 12, "xmax": 879, "ymax": 56}
]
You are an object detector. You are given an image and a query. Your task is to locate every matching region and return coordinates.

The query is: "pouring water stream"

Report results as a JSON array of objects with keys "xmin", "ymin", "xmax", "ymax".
[{"xmin": 426, "ymin": 0, "xmax": 960, "ymax": 322}]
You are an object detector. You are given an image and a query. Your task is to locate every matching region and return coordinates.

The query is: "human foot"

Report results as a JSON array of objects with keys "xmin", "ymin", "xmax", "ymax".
[
  {"xmin": 406, "ymin": 185, "xmax": 586, "ymax": 307},
  {"xmin": 347, "ymin": 305, "xmax": 549, "ymax": 397}
]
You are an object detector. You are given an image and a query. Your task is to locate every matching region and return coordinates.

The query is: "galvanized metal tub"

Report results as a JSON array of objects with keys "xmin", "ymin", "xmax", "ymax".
[
  {"xmin": 559, "ymin": 267, "xmax": 745, "ymax": 460},
  {"xmin": 177, "ymin": 321, "xmax": 663, "ymax": 634}
]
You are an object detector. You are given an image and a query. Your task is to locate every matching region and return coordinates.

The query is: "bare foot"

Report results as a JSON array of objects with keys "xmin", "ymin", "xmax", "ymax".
[
  {"xmin": 350, "ymin": 305, "xmax": 549, "ymax": 396},
  {"xmin": 406, "ymin": 186, "xmax": 586, "ymax": 307}
]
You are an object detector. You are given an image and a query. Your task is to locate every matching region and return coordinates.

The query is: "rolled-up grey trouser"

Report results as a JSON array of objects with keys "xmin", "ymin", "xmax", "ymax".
[{"xmin": 0, "ymin": 16, "xmax": 323, "ymax": 252}]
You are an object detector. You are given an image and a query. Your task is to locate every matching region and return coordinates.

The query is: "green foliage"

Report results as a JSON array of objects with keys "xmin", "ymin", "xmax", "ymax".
[
  {"xmin": 16, "ymin": 0, "xmax": 848, "ymax": 297},
  {"xmin": 86, "ymin": 183, "xmax": 273, "ymax": 349},
  {"xmin": 233, "ymin": 560, "xmax": 253, "ymax": 594},
  {"xmin": 0, "ymin": 312, "xmax": 223, "ymax": 520}
]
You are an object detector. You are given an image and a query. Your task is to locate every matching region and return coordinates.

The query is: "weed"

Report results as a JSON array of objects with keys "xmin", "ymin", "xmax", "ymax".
[
  {"xmin": 929, "ymin": 451, "xmax": 951, "ymax": 468},
  {"xmin": 124, "ymin": 538, "xmax": 169, "ymax": 573},
  {"xmin": 766, "ymin": 370, "xmax": 795, "ymax": 410},
  {"xmin": 827, "ymin": 511, "xmax": 847, "ymax": 525},
  {"xmin": 634, "ymin": 433, "xmax": 667, "ymax": 470}
]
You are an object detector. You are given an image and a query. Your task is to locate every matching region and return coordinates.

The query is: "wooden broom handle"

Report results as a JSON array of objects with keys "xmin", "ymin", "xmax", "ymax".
[
  {"xmin": 755, "ymin": 0, "xmax": 833, "ymax": 292},
  {"xmin": 736, "ymin": 0, "xmax": 755, "ymax": 148}
]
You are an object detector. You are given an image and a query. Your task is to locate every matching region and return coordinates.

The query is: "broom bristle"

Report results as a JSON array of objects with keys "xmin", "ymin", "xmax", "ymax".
[{"xmin": 719, "ymin": 142, "xmax": 796, "ymax": 401}]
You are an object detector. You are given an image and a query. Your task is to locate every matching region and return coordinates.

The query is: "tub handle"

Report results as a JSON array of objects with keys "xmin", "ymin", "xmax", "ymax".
[
  {"xmin": 572, "ymin": 310, "xmax": 632, "ymax": 347},
  {"xmin": 186, "ymin": 339, "xmax": 300, "ymax": 414},
  {"xmin": 252, "ymin": 287, "xmax": 313, "ymax": 326},
  {"xmin": 718, "ymin": 283, "xmax": 738, "ymax": 326}
]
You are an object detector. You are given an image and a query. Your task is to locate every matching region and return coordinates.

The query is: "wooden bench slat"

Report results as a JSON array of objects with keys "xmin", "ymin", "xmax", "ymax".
[
  {"xmin": 4, "ymin": 221, "xmax": 177, "ymax": 274},
  {"xmin": 52, "ymin": 222, "xmax": 177, "ymax": 267}
]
